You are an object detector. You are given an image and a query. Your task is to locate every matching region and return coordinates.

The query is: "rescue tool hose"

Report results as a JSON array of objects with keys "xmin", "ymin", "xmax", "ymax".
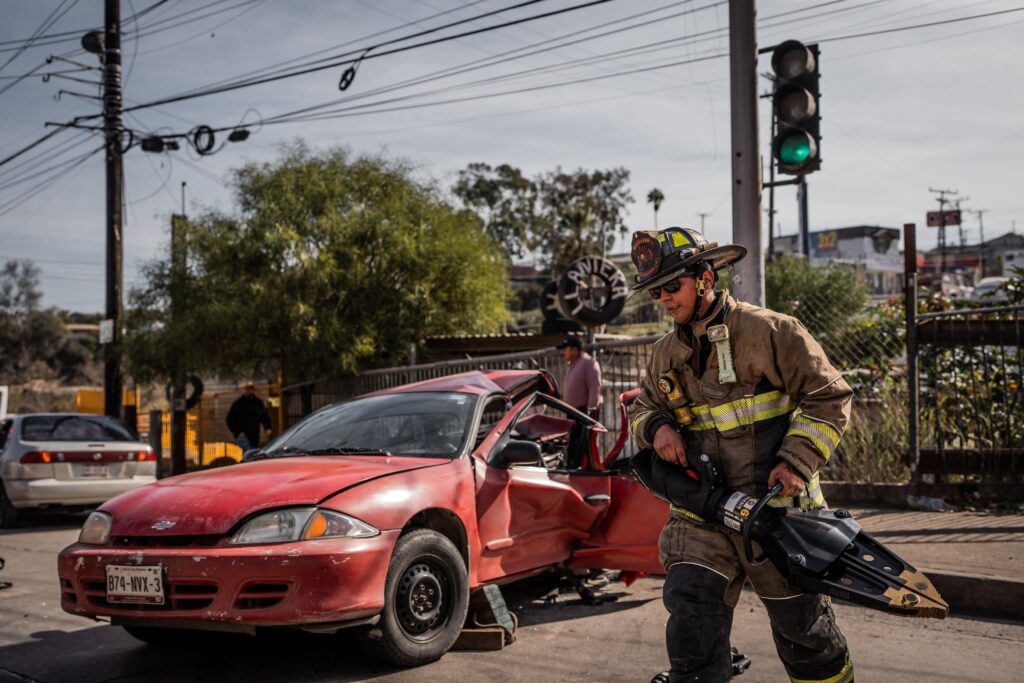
[{"xmin": 743, "ymin": 483, "xmax": 782, "ymax": 566}]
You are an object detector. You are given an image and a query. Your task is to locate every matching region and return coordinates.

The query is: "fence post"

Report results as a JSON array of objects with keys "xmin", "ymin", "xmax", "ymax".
[
  {"xmin": 904, "ymin": 223, "xmax": 920, "ymax": 482},
  {"xmin": 148, "ymin": 409, "xmax": 163, "ymax": 479}
]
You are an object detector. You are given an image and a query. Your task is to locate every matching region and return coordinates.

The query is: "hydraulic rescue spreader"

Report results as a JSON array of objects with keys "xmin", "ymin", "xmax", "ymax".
[{"xmin": 631, "ymin": 448, "xmax": 949, "ymax": 619}]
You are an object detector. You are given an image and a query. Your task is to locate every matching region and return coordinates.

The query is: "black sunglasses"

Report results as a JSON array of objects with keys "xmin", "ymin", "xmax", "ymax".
[{"xmin": 648, "ymin": 274, "xmax": 694, "ymax": 300}]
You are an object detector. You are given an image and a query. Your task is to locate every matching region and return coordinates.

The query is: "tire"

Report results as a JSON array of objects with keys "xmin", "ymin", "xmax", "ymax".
[
  {"xmin": 357, "ymin": 529, "xmax": 468, "ymax": 667},
  {"xmin": 0, "ymin": 480, "xmax": 20, "ymax": 529}
]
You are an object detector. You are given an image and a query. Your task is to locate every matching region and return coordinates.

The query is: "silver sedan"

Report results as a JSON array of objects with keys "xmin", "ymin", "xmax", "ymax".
[{"xmin": 0, "ymin": 413, "xmax": 155, "ymax": 527}]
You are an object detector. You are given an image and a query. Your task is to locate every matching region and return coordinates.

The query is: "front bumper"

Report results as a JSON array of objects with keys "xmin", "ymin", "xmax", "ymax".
[
  {"xmin": 58, "ymin": 529, "xmax": 399, "ymax": 626},
  {"xmin": 7, "ymin": 476, "xmax": 157, "ymax": 509}
]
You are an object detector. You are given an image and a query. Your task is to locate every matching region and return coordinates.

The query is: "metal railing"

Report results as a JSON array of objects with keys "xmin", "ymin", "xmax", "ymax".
[{"xmin": 913, "ymin": 304, "xmax": 1023, "ymax": 483}]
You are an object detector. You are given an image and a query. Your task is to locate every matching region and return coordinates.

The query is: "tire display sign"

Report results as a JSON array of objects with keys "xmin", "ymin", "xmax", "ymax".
[{"xmin": 558, "ymin": 256, "xmax": 628, "ymax": 326}]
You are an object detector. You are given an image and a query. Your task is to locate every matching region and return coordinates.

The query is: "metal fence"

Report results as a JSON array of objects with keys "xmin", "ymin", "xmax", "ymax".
[
  {"xmin": 280, "ymin": 288, "xmax": 913, "ymax": 482},
  {"xmin": 282, "ymin": 337, "xmax": 662, "ymax": 461},
  {"xmin": 914, "ymin": 304, "xmax": 1023, "ymax": 483}
]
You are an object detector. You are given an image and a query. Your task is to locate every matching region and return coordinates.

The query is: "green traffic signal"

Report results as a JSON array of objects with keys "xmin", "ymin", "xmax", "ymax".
[
  {"xmin": 770, "ymin": 40, "xmax": 821, "ymax": 176},
  {"xmin": 777, "ymin": 132, "xmax": 811, "ymax": 165}
]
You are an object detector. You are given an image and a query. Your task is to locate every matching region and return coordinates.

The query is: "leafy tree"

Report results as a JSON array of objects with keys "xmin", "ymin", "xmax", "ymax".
[
  {"xmin": 453, "ymin": 163, "xmax": 634, "ymax": 274},
  {"xmin": 125, "ymin": 144, "xmax": 509, "ymax": 385},
  {"xmin": 765, "ymin": 255, "xmax": 869, "ymax": 340},
  {"xmin": 452, "ymin": 163, "xmax": 537, "ymax": 260},
  {"xmin": 646, "ymin": 187, "xmax": 664, "ymax": 229},
  {"xmin": 0, "ymin": 260, "xmax": 97, "ymax": 383}
]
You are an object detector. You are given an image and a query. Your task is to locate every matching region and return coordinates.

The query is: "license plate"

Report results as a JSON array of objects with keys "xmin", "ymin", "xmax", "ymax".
[
  {"xmin": 106, "ymin": 565, "xmax": 164, "ymax": 604},
  {"xmin": 79, "ymin": 464, "xmax": 109, "ymax": 478}
]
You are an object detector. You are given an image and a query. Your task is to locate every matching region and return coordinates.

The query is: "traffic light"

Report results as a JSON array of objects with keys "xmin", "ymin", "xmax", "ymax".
[{"xmin": 771, "ymin": 40, "xmax": 820, "ymax": 175}]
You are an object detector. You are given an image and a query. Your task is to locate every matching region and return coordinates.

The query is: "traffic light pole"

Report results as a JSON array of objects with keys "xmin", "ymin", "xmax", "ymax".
[
  {"xmin": 729, "ymin": 0, "xmax": 764, "ymax": 306},
  {"xmin": 798, "ymin": 177, "xmax": 810, "ymax": 257},
  {"xmin": 102, "ymin": 0, "xmax": 124, "ymax": 419}
]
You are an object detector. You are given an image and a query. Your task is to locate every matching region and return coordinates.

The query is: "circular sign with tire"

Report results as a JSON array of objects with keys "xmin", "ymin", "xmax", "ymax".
[{"xmin": 557, "ymin": 256, "xmax": 628, "ymax": 326}]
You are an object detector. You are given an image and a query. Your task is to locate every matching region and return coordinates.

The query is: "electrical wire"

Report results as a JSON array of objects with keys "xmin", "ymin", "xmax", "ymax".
[
  {"xmin": 812, "ymin": 4, "xmax": 1024, "ymax": 43},
  {"xmin": 0, "ymin": 144, "xmax": 102, "ymax": 218},
  {"xmin": 0, "ymin": 0, "xmax": 172, "ymax": 49},
  {"xmin": 106, "ymin": 0, "xmax": 622, "ymax": 117},
  {"xmin": 131, "ymin": 0, "xmax": 267, "ymax": 57},
  {"xmin": 237, "ymin": 2, "xmax": 1024, "ymax": 130},
  {"xmin": 184, "ymin": 0, "xmax": 494, "ymax": 96},
  {"xmin": 0, "ymin": 0, "xmax": 80, "ymax": 72},
  {"xmin": 0, "ymin": 128, "xmax": 69, "ymax": 168},
  {"xmin": 0, "ymin": 130, "xmax": 95, "ymax": 188}
]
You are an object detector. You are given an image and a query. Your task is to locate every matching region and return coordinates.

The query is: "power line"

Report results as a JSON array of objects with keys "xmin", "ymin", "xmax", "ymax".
[
  {"xmin": 814, "ymin": 5, "xmax": 1024, "ymax": 43},
  {"xmin": 0, "ymin": 128, "xmax": 69, "ymax": 168},
  {"xmin": 0, "ymin": 144, "xmax": 102, "ymax": 218},
  {"xmin": 102, "ymin": 0, "xmax": 622, "ymax": 118},
  {"xmin": 0, "ymin": 0, "xmax": 80, "ymax": 72}
]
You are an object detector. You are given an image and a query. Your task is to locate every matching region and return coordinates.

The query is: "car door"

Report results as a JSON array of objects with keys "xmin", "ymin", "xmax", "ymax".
[
  {"xmin": 472, "ymin": 393, "xmax": 611, "ymax": 583},
  {"xmin": 566, "ymin": 388, "xmax": 668, "ymax": 574}
]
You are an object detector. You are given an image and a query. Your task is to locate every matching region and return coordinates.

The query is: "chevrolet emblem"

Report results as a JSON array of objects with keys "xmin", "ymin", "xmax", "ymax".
[{"xmin": 151, "ymin": 521, "xmax": 176, "ymax": 530}]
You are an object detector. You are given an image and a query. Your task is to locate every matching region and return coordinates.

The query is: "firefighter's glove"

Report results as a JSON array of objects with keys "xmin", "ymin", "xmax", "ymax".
[{"xmin": 636, "ymin": 450, "xmax": 726, "ymax": 522}]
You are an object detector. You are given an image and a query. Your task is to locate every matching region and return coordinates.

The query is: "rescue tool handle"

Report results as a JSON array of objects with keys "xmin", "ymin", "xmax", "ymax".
[{"xmin": 743, "ymin": 483, "xmax": 783, "ymax": 566}]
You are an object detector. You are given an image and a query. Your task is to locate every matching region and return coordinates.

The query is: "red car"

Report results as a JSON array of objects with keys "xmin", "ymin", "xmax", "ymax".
[{"xmin": 58, "ymin": 370, "xmax": 665, "ymax": 666}]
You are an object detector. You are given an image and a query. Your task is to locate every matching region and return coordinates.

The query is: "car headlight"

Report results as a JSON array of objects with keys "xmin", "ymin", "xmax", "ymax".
[
  {"xmin": 79, "ymin": 511, "xmax": 112, "ymax": 545},
  {"xmin": 228, "ymin": 508, "xmax": 378, "ymax": 545}
]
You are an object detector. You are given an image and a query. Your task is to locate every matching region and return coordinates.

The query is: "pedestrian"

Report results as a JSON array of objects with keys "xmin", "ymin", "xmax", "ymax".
[
  {"xmin": 226, "ymin": 381, "xmax": 272, "ymax": 453},
  {"xmin": 555, "ymin": 335, "xmax": 603, "ymax": 420},
  {"xmin": 628, "ymin": 227, "xmax": 854, "ymax": 683}
]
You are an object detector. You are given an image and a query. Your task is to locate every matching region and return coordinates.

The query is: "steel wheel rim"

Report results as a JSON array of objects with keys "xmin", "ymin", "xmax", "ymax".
[{"xmin": 394, "ymin": 558, "xmax": 453, "ymax": 641}]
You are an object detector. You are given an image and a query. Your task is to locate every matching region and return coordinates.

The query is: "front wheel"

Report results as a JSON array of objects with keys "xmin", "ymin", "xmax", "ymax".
[{"xmin": 358, "ymin": 529, "xmax": 468, "ymax": 667}]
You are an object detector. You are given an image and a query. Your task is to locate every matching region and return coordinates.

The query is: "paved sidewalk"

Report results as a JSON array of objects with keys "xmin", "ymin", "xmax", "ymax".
[{"xmin": 844, "ymin": 506, "xmax": 1024, "ymax": 620}]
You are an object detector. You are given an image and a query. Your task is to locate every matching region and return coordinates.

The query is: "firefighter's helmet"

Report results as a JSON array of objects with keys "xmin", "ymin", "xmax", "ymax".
[{"xmin": 630, "ymin": 227, "xmax": 747, "ymax": 292}]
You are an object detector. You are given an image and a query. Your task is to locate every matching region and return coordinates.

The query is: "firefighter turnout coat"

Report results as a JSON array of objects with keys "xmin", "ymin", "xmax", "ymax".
[{"xmin": 629, "ymin": 291, "xmax": 853, "ymax": 514}]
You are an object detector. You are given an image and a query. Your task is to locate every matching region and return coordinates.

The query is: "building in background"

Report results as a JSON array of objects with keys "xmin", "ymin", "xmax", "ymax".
[
  {"xmin": 775, "ymin": 225, "xmax": 903, "ymax": 297},
  {"xmin": 922, "ymin": 230, "xmax": 1024, "ymax": 281}
]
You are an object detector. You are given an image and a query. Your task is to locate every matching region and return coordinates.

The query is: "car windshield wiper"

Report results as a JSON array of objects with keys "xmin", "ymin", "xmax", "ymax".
[{"xmin": 281, "ymin": 446, "xmax": 391, "ymax": 456}]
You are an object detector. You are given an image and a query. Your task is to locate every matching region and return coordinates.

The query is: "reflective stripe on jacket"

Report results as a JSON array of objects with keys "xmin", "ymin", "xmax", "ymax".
[{"xmin": 629, "ymin": 292, "xmax": 852, "ymax": 505}]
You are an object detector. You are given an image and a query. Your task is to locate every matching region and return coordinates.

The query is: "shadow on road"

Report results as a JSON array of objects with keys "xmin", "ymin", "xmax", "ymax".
[
  {"xmin": 0, "ymin": 509, "xmax": 89, "ymax": 536},
  {"xmin": 0, "ymin": 623, "xmax": 404, "ymax": 683}
]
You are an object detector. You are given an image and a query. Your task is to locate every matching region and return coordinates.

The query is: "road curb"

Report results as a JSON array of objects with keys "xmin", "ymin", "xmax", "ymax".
[{"xmin": 923, "ymin": 569, "xmax": 1024, "ymax": 622}]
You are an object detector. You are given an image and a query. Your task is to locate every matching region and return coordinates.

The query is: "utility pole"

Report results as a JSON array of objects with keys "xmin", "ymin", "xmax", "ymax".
[
  {"xmin": 798, "ymin": 177, "xmax": 810, "ymax": 257},
  {"xmin": 729, "ymin": 0, "xmax": 764, "ymax": 306},
  {"xmin": 697, "ymin": 212, "xmax": 710, "ymax": 232},
  {"xmin": 102, "ymin": 0, "xmax": 124, "ymax": 419},
  {"xmin": 954, "ymin": 196, "xmax": 969, "ymax": 254},
  {"xmin": 929, "ymin": 187, "xmax": 958, "ymax": 277},
  {"xmin": 970, "ymin": 208, "xmax": 988, "ymax": 275}
]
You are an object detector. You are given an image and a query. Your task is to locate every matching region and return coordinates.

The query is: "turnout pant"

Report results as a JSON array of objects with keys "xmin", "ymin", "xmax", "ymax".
[{"xmin": 659, "ymin": 514, "xmax": 852, "ymax": 683}]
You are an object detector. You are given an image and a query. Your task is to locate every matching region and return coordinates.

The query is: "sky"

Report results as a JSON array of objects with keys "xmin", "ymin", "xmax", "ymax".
[{"xmin": 1, "ymin": 0, "xmax": 1022, "ymax": 313}]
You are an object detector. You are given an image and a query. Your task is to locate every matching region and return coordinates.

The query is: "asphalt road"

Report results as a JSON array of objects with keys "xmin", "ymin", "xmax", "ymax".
[{"xmin": 2, "ymin": 514, "xmax": 1023, "ymax": 683}]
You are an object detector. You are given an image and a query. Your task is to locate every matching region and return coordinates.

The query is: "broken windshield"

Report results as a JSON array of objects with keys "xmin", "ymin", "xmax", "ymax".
[{"xmin": 263, "ymin": 392, "xmax": 476, "ymax": 458}]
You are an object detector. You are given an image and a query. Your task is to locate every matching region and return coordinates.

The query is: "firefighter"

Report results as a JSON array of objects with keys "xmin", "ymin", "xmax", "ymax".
[{"xmin": 628, "ymin": 227, "xmax": 854, "ymax": 683}]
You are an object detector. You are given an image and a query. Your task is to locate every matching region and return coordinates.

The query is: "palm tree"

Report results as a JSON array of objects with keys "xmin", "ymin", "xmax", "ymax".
[{"xmin": 646, "ymin": 188, "xmax": 665, "ymax": 229}]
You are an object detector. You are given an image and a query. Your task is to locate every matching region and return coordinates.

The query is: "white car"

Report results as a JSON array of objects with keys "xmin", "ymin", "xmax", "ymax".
[
  {"xmin": 0, "ymin": 413, "xmax": 155, "ymax": 527},
  {"xmin": 971, "ymin": 276, "xmax": 1009, "ymax": 302}
]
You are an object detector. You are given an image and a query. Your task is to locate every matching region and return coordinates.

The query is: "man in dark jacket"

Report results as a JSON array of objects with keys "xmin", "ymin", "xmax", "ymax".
[{"xmin": 226, "ymin": 382, "xmax": 271, "ymax": 452}]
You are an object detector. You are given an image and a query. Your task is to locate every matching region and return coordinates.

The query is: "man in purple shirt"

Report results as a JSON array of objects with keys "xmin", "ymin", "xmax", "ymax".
[{"xmin": 556, "ymin": 336, "xmax": 603, "ymax": 419}]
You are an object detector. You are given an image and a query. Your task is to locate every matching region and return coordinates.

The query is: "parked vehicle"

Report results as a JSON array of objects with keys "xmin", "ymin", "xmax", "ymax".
[
  {"xmin": 0, "ymin": 413, "xmax": 156, "ymax": 527},
  {"xmin": 970, "ymin": 276, "xmax": 1009, "ymax": 302},
  {"xmin": 58, "ymin": 370, "xmax": 666, "ymax": 666}
]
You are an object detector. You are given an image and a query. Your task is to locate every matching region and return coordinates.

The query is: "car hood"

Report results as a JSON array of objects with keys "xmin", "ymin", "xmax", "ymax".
[{"xmin": 104, "ymin": 455, "xmax": 448, "ymax": 536}]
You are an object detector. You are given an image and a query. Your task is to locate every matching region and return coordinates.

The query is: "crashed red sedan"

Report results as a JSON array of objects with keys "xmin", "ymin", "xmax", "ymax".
[{"xmin": 58, "ymin": 370, "xmax": 666, "ymax": 666}]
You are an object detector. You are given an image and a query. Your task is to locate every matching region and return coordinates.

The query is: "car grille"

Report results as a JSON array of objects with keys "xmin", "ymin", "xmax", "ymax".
[
  {"xmin": 235, "ymin": 581, "xmax": 292, "ymax": 610},
  {"xmin": 80, "ymin": 578, "xmax": 219, "ymax": 611},
  {"xmin": 61, "ymin": 578, "xmax": 77, "ymax": 604},
  {"xmin": 111, "ymin": 535, "xmax": 222, "ymax": 548}
]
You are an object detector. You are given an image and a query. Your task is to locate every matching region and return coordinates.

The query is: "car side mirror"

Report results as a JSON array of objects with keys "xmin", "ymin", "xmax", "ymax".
[{"xmin": 493, "ymin": 439, "xmax": 542, "ymax": 468}]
